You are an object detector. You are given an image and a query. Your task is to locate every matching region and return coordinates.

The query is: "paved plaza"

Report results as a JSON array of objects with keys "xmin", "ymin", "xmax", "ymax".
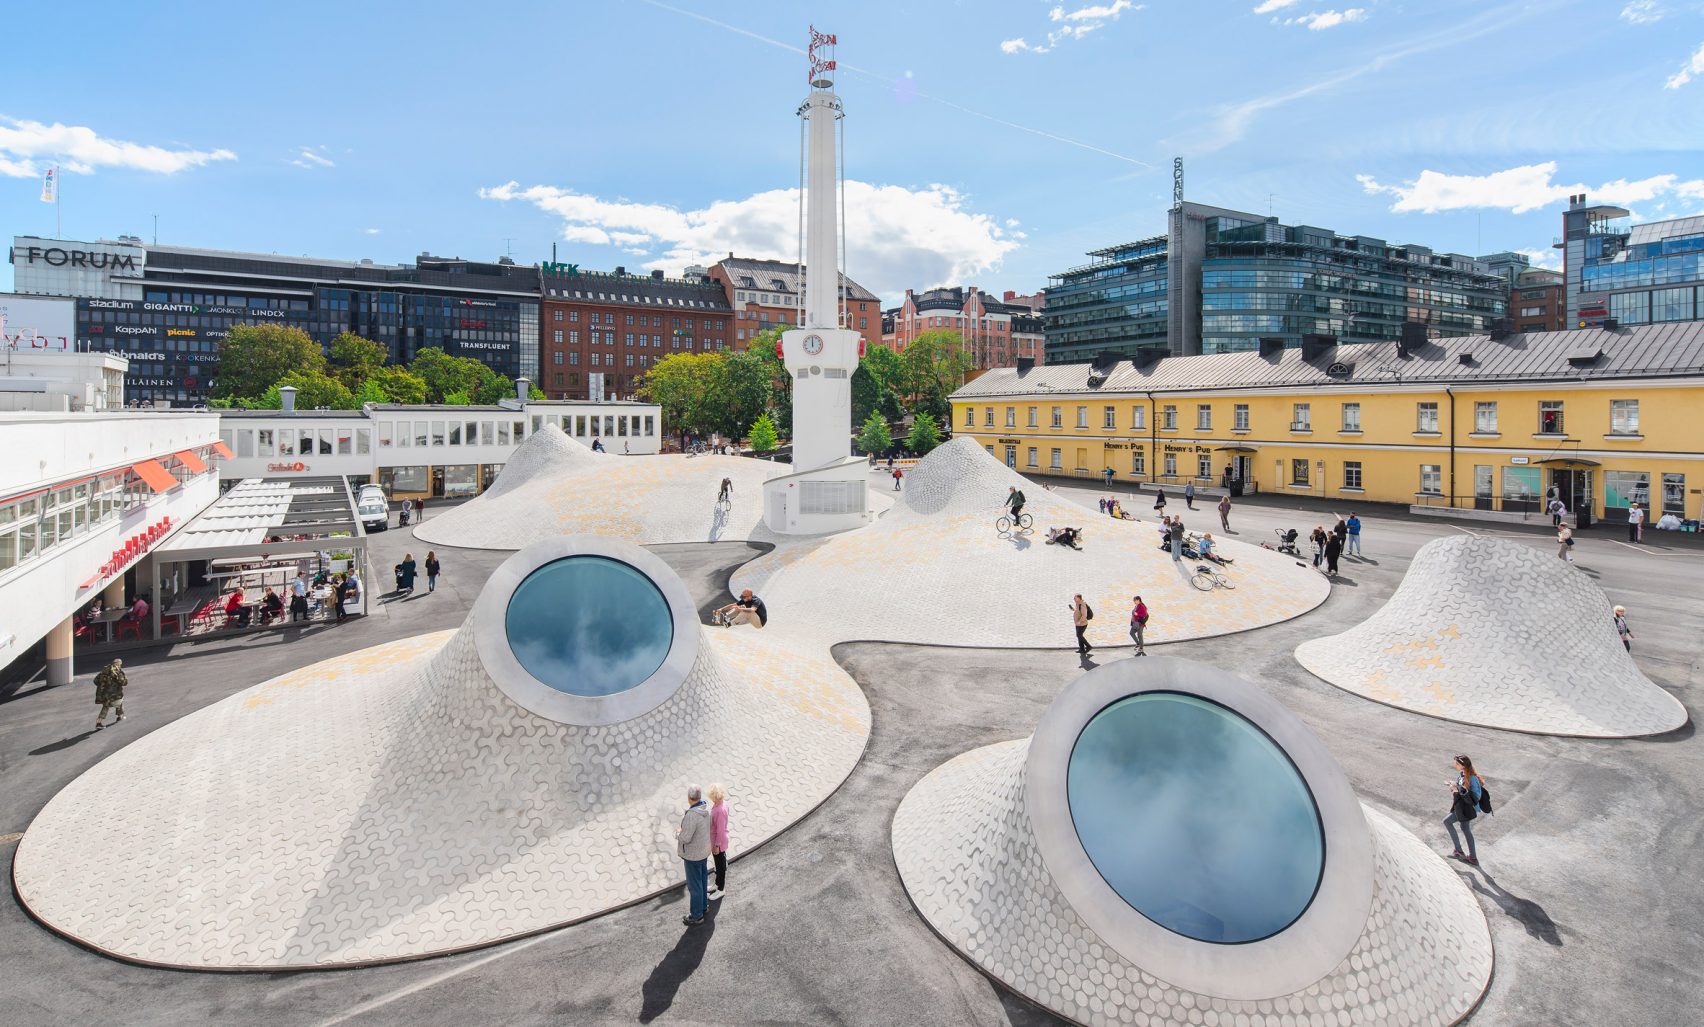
[{"xmin": 2, "ymin": 465, "xmax": 1700, "ymax": 1026}]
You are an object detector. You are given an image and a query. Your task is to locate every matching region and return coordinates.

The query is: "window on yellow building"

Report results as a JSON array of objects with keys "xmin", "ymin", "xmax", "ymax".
[
  {"xmin": 1163, "ymin": 452, "xmax": 1177, "ymax": 478},
  {"xmin": 1538, "ymin": 400, "xmax": 1564, "ymax": 434},
  {"xmin": 1006, "ymin": 407, "xmax": 1016, "ymax": 428},
  {"xmin": 1051, "ymin": 406, "xmax": 1063, "ymax": 428},
  {"xmin": 1161, "ymin": 405, "xmax": 1177, "ymax": 431},
  {"xmin": 1027, "ymin": 406, "xmax": 1038, "ymax": 428},
  {"xmin": 1027, "ymin": 447, "xmax": 1039, "ymax": 468},
  {"xmin": 1474, "ymin": 402, "xmax": 1498, "ymax": 433},
  {"xmin": 1132, "ymin": 449, "xmax": 1145, "ymax": 475},
  {"xmin": 1420, "ymin": 464, "xmax": 1442, "ymax": 495},
  {"xmin": 1234, "ymin": 404, "xmax": 1249, "ymax": 431},
  {"xmin": 1103, "ymin": 405, "xmax": 1116, "ymax": 429},
  {"xmin": 964, "ymin": 406, "xmax": 975, "ymax": 427},
  {"xmin": 1340, "ymin": 403, "xmax": 1360, "ymax": 432},
  {"xmin": 1131, "ymin": 405, "xmax": 1146, "ymax": 430},
  {"xmin": 1050, "ymin": 448, "xmax": 1062, "ymax": 469},
  {"xmin": 1197, "ymin": 454, "xmax": 1212, "ymax": 479},
  {"xmin": 1291, "ymin": 459, "xmax": 1310, "ymax": 486},
  {"xmin": 1662, "ymin": 473, "xmax": 1685, "ymax": 515},
  {"xmin": 1196, "ymin": 405, "xmax": 1212, "ymax": 430},
  {"xmin": 1293, "ymin": 403, "xmax": 1312, "ymax": 431},
  {"xmin": 1344, "ymin": 462, "xmax": 1363, "ymax": 490},
  {"xmin": 1417, "ymin": 402, "xmax": 1440, "ymax": 433},
  {"xmin": 1610, "ymin": 400, "xmax": 1639, "ymax": 435},
  {"xmin": 1076, "ymin": 406, "xmax": 1089, "ymax": 428}
]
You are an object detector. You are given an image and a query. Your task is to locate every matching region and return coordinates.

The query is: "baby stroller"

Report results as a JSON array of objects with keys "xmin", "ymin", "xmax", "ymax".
[{"xmin": 1272, "ymin": 528, "xmax": 1301, "ymax": 557}]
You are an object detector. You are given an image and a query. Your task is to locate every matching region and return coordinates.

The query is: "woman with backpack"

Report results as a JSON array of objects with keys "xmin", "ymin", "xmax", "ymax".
[
  {"xmin": 1444, "ymin": 754, "xmax": 1487, "ymax": 866},
  {"xmin": 1128, "ymin": 595, "xmax": 1148, "ymax": 656}
]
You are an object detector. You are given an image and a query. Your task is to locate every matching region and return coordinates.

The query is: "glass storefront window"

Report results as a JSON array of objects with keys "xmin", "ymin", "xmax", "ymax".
[
  {"xmin": 298, "ymin": 429, "xmax": 315, "ymax": 456},
  {"xmin": 258, "ymin": 428, "xmax": 275, "ymax": 457},
  {"xmin": 1603, "ymin": 471, "xmax": 1650, "ymax": 511},
  {"xmin": 497, "ymin": 421, "xmax": 511, "ymax": 446},
  {"xmin": 442, "ymin": 464, "xmax": 479, "ymax": 498},
  {"xmin": 1662, "ymin": 474, "xmax": 1686, "ymax": 516},
  {"xmin": 381, "ymin": 465, "xmax": 429, "ymax": 494},
  {"xmin": 414, "ymin": 421, "xmax": 428, "ymax": 447},
  {"xmin": 1502, "ymin": 466, "xmax": 1540, "ymax": 503},
  {"xmin": 465, "ymin": 421, "xmax": 478, "ymax": 445},
  {"xmin": 317, "ymin": 428, "xmax": 333, "ymax": 455},
  {"xmin": 338, "ymin": 430, "xmax": 353, "ymax": 456},
  {"xmin": 431, "ymin": 421, "xmax": 446, "ymax": 446},
  {"xmin": 449, "ymin": 423, "xmax": 462, "ymax": 445}
]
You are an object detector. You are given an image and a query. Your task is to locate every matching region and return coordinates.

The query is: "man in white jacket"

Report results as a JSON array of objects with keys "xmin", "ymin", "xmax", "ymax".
[{"xmin": 676, "ymin": 785, "xmax": 712, "ymax": 926}]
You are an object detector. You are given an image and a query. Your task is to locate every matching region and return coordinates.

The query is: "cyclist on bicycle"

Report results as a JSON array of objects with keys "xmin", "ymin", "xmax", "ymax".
[
  {"xmin": 1005, "ymin": 486, "xmax": 1027, "ymax": 524},
  {"xmin": 718, "ymin": 477, "xmax": 733, "ymax": 504}
]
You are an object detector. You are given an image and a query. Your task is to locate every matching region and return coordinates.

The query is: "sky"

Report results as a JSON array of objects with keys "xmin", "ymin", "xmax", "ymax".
[{"xmin": 3, "ymin": 0, "xmax": 1703, "ymax": 304}]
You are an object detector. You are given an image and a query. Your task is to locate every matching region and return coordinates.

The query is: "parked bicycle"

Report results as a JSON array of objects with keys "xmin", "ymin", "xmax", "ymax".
[
  {"xmin": 1191, "ymin": 563, "xmax": 1236, "ymax": 591},
  {"xmin": 997, "ymin": 511, "xmax": 1035, "ymax": 536}
]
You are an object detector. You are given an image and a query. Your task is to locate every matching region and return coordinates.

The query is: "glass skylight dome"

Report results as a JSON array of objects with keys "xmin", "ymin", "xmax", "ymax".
[
  {"xmin": 475, "ymin": 537, "xmax": 699, "ymax": 726},
  {"xmin": 1067, "ymin": 692, "xmax": 1324, "ymax": 944}
]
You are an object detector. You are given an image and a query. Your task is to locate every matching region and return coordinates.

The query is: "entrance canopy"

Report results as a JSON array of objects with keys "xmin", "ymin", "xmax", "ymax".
[
  {"xmin": 1213, "ymin": 445, "xmax": 1259, "ymax": 454},
  {"xmin": 1536, "ymin": 457, "xmax": 1602, "ymax": 468}
]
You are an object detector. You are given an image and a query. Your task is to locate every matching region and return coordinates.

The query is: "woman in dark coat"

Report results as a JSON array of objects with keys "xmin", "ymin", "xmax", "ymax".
[
  {"xmin": 1324, "ymin": 531, "xmax": 1343, "ymax": 575},
  {"xmin": 396, "ymin": 553, "xmax": 418, "ymax": 593}
]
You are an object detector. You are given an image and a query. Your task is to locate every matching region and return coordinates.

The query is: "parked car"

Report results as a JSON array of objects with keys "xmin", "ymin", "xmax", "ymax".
[{"xmin": 357, "ymin": 485, "xmax": 389, "ymax": 532}]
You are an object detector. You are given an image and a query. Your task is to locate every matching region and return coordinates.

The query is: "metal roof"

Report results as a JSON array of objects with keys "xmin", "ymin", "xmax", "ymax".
[
  {"xmin": 715, "ymin": 257, "xmax": 880, "ymax": 302},
  {"xmin": 953, "ymin": 321, "xmax": 1704, "ymax": 400},
  {"xmin": 1629, "ymin": 215, "xmax": 1704, "ymax": 247},
  {"xmin": 157, "ymin": 477, "xmax": 361, "ymax": 558}
]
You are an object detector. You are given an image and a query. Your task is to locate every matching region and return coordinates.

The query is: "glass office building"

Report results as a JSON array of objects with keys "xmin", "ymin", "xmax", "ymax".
[
  {"xmin": 1563, "ymin": 200, "xmax": 1704, "ymax": 329},
  {"xmin": 1046, "ymin": 203, "xmax": 1507, "ymax": 360}
]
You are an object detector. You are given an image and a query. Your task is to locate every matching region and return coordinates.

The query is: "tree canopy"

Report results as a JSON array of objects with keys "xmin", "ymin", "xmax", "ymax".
[
  {"xmin": 215, "ymin": 324, "xmax": 325, "ymax": 401},
  {"xmin": 748, "ymin": 413, "xmax": 780, "ymax": 453},
  {"xmin": 897, "ymin": 330, "xmax": 975, "ymax": 424},
  {"xmin": 906, "ymin": 411, "xmax": 943, "ymax": 455},
  {"xmin": 328, "ymin": 332, "xmax": 389, "ymax": 390},
  {"xmin": 856, "ymin": 411, "xmax": 892, "ymax": 455}
]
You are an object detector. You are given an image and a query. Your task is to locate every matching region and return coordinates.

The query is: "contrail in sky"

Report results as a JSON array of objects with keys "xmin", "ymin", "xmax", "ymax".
[{"xmin": 634, "ymin": 0, "xmax": 1156, "ymax": 169}]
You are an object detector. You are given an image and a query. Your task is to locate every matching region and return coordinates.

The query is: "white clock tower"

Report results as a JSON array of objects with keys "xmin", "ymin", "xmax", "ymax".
[{"xmin": 763, "ymin": 28, "xmax": 871, "ymax": 535}]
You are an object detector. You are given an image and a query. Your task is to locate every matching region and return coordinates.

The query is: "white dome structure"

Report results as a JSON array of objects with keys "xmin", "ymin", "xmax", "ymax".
[
  {"xmin": 733, "ymin": 438, "xmax": 1328, "ymax": 648},
  {"xmin": 1296, "ymin": 536, "xmax": 1687, "ymax": 737},
  {"xmin": 14, "ymin": 537, "xmax": 869, "ymax": 970},
  {"xmin": 412, "ymin": 424, "xmax": 819, "ymax": 547},
  {"xmin": 893, "ymin": 657, "xmax": 1493, "ymax": 1025}
]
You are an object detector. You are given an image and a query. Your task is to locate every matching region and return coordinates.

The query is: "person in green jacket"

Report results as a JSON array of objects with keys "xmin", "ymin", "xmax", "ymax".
[{"xmin": 94, "ymin": 659, "xmax": 128, "ymax": 730}]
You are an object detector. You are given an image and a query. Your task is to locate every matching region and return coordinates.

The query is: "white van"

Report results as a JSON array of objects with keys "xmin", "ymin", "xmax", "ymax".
[{"xmin": 357, "ymin": 485, "xmax": 389, "ymax": 532}]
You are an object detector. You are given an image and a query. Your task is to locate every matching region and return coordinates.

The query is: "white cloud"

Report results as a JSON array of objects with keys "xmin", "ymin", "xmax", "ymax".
[
  {"xmin": 1620, "ymin": 1, "xmax": 1664, "ymax": 24},
  {"xmin": 1666, "ymin": 41, "xmax": 1704, "ymax": 88},
  {"xmin": 1253, "ymin": 0, "xmax": 1302, "ymax": 12},
  {"xmin": 1290, "ymin": 8, "xmax": 1368, "ymax": 30},
  {"xmin": 1518, "ymin": 248, "xmax": 1562, "ymax": 272},
  {"xmin": 289, "ymin": 146, "xmax": 335, "ymax": 170},
  {"xmin": 363, "ymin": 228, "xmax": 382, "ymax": 235},
  {"xmin": 481, "ymin": 180, "xmax": 1020, "ymax": 300},
  {"xmin": 0, "ymin": 117, "xmax": 235, "ymax": 177},
  {"xmin": 1358, "ymin": 161, "xmax": 1704, "ymax": 213},
  {"xmin": 1001, "ymin": 1, "xmax": 1143, "ymax": 53}
]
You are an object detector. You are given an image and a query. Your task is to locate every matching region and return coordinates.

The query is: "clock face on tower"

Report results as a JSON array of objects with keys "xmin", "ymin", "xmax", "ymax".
[{"xmin": 802, "ymin": 333, "xmax": 825, "ymax": 355}]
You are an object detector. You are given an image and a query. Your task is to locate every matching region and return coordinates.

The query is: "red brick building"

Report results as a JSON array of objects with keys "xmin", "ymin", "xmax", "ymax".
[
  {"xmin": 539, "ymin": 267, "xmax": 732, "ymax": 400},
  {"xmin": 707, "ymin": 256, "xmax": 882, "ymax": 353},
  {"xmin": 1511, "ymin": 268, "xmax": 1566, "ymax": 333},
  {"xmin": 882, "ymin": 286, "xmax": 1045, "ymax": 370}
]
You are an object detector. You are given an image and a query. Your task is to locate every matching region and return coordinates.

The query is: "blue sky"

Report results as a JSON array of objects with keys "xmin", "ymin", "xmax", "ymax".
[{"xmin": 4, "ymin": 0, "xmax": 1702, "ymax": 302}]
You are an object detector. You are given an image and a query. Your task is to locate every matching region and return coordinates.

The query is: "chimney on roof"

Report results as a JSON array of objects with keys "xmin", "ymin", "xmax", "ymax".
[
  {"xmin": 1301, "ymin": 333, "xmax": 1336, "ymax": 361},
  {"xmin": 1398, "ymin": 322, "xmax": 1427, "ymax": 358},
  {"xmin": 1258, "ymin": 337, "xmax": 1285, "ymax": 358},
  {"xmin": 279, "ymin": 384, "xmax": 297, "ymax": 415},
  {"xmin": 1016, "ymin": 356, "xmax": 1036, "ymax": 374},
  {"xmin": 652, "ymin": 269, "xmax": 664, "ymax": 280},
  {"xmin": 515, "ymin": 377, "xmax": 531, "ymax": 404},
  {"xmin": 615, "ymin": 266, "xmax": 626, "ymax": 276}
]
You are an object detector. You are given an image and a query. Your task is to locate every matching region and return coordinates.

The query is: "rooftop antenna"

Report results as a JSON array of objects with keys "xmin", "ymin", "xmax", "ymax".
[{"xmin": 152, "ymin": 214, "xmax": 159, "ymax": 245}]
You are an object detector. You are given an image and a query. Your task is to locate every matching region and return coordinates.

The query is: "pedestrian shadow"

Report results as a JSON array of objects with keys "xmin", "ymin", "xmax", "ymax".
[
  {"xmin": 29, "ymin": 729, "xmax": 99, "ymax": 755},
  {"xmin": 638, "ymin": 896, "xmax": 721, "ymax": 1023},
  {"xmin": 1077, "ymin": 651, "xmax": 1099, "ymax": 670},
  {"xmin": 1003, "ymin": 531, "xmax": 1032, "ymax": 551},
  {"xmin": 1327, "ymin": 575, "xmax": 1359, "ymax": 588},
  {"xmin": 1463, "ymin": 870, "xmax": 1563, "ymax": 947}
]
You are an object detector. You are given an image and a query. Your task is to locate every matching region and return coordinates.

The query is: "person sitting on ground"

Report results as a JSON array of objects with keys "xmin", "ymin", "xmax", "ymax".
[
  {"xmin": 259, "ymin": 587, "xmax": 285, "ymax": 625},
  {"xmin": 1005, "ymin": 486, "xmax": 1026, "ymax": 524},
  {"xmin": 713, "ymin": 588, "xmax": 768, "ymax": 628},
  {"xmin": 1197, "ymin": 532, "xmax": 1232, "ymax": 565},
  {"xmin": 1046, "ymin": 526, "xmax": 1083, "ymax": 549}
]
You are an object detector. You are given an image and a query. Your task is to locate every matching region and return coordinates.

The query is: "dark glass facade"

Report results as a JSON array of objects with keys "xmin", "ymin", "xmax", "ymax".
[{"xmin": 1047, "ymin": 205, "xmax": 1507, "ymax": 360}]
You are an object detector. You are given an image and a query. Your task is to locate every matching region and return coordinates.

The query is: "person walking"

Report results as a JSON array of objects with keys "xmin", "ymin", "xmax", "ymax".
[
  {"xmin": 1547, "ymin": 496, "xmax": 1567, "ymax": 528},
  {"xmin": 1310, "ymin": 526, "xmax": 1328, "ymax": 570},
  {"xmin": 1324, "ymin": 530, "xmax": 1343, "ymax": 576},
  {"xmin": 93, "ymin": 658, "xmax": 127, "ymax": 730},
  {"xmin": 892, "ymin": 467, "xmax": 904, "ymax": 491},
  {"xmin": 1169, "ymin": 517, "xmax": 1185, "ymax": 561},
  {"xmin": 1557, "ymin": 522, "xmax": 1574, "ymax": 562},
  {"xmin": 396, "ymin": 553, "xmax": 418, "ymax": 594},
  {"xmin": 425, "ymin": 551, "xmax": 441, "ymax": 593},
  {"xmin": 1128, "ymin": 595, "xmax": 1148, "ymax": 656},
  {"xmin": 1184, "ymin": 481, "xmax": 1196, "ymax": 510},
  {"xmin": 707, "ymin": 782, "xmax": 731, "ymax": 899},
  {"xmin": 414, "ymin": 497, "xmax": 425, "ymax": 523},
  {"xmin": 1628, "ymin": 501, "xmax": 1644, "ymax": 543},
  {"xmin": 290, "ymin": 570, "xmax": 311, "ymax": 623},
  {"xmin": 1098, "ymin": 496, "xmax": 1108, "ymax": 515},
  {"xmin": 1217, "ymin": 494, "xmax": 1231, "ymax": 532},
  {"xmin": 1346, "ymin": 512, "xmax": 1362, "ymax": 557},
  {"xmin": 1070, "ymin": 594, "xmax": 1092, "ymax": 654},
  {"xmin": 1614, "ymin": 605, "xmax": 1634, "ymax": 652},
  {"xmin": 1153, "ymin": 488, "xmax": 1167, "ymax": 513},
  {"xmin": 676, "ymin": 785, "xmax": 712, "ymax": 926},
  {"xmin": 1444, "ymin": 754, "xmax": 1485, "ymax": 866},
  {"xmin": 1103, "ymin": 467, "xmax": 1114, "ymax": 487},
  {"xmin": 333, "ymin": 575, "xmax": 350, "ymax": 622}
]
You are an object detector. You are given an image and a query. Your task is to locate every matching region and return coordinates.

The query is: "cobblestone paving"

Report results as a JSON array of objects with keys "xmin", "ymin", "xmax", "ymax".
[
  {"xmin": 1295, "ymin": 536, "xmax": 1688, "ymax": 737},
  {"xmin": 734, "ymin": 439, "xmax": 1330, "ymax": 649},
  {"xmin": 893, "ymin": 739, "xmax": 1494, "ymax": 1027},
  {"xmin": 14, "ymin": 614, "xmax": 868, "ymax": 969},
  {"xmin": 412, "ymin": 422, "xmax": 892, "ymax": 548}
]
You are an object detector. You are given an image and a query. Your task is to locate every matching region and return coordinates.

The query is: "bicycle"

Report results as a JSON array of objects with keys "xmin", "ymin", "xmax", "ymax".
[
  {"xmin": 996, "ymin": 511, "xmax": 1034, "ymax": 536},
  {"xmin": 1190, "ymin": 563, "xmax": 1236, "ymax": 591}
]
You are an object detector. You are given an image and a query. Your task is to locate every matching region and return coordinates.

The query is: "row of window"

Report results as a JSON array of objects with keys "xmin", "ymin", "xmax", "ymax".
[
  {"xmin": 962, "ymin": 398, "xmax": 1642, "ymax": 436},
  {"xmin": 549, "ymin": 310, "xmax": 725, "ymax": 331},
  {"xmin": 1604, "ymin": 286, "xmax": 1700, "ymax": 325},
  {"xmin": 0, "ymin": 452, "xmax": 212, "ymax": 577},
  {"xmin": 219, "ymin": 427, "xmax": 374, "ymax": 459}
]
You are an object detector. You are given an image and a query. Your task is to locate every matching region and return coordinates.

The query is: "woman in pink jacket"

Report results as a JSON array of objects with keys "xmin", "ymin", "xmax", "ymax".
[{"xmin": 707, "ymin": 782, "xmax": 730, "ymax": 898}]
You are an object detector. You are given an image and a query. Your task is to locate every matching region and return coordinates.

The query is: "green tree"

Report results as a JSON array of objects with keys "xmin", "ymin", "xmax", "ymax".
[
  {"xmin": 353, "ymin": 379, "xmax": 389, "ymax": 407},
  {"xmin": 856, "ymin": 411, "xmax": 892, "ymax": 455},
  {"xmin": 906, "ymin": 411, "xmax": 943, "ymax": 455},
  {"xmin": 407, "ymin": 347, "xmax": 508, "ymax": 404},
  {"xmin": 746, "ymin": 326, "xmax": 792, "ymax": 429},
  {"xmin": 640, "ymin": 352, "xmax": 720, "ymax": 443},
  {"xmin": 852, "ymin": 344, "xmax": 905, "ymax": 426},
  {"xmin": 898, "ymin": 330, "xmax": 974, "ymax": 422},
  {"xmin": 276, "ymin": 369, "xmax": 357, "ymax": 410},
  {"xmin": 328, "ymin": 332, "xmax": 389, "ymax": 391},
  {"xmin": 367, "ymin": 365, "xmax": 429, "ymax": 405},
  {"xmin": 442, "ymin": 389, "xmax": 472, "ymax": 406},
  {"xmin": 215, "ymin": 323, "xmax": 325, "ymax": 401},
  {"xmin": 708, "ymin": 348, "xmax": 773, "ymax": 440},
  {"xmin": 748, "ymin": 413, "xmax": 780, "ymax": 454}
]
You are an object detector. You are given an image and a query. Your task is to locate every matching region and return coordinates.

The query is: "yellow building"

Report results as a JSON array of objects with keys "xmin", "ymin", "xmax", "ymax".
[{"xmin": 949, "ymin": 321, "xmax": 1704, "ymax": 526}]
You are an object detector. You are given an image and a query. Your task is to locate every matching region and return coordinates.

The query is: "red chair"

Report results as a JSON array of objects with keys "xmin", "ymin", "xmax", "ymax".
[{"xmin": 114, "ymin": 618, "xmax": 144, "ymax": 641}]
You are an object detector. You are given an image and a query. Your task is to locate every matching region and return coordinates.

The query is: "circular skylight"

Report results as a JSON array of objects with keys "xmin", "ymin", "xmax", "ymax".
[
  {"xmin": 1066, "ymin": 692, "xmax": 1324, "ymax": 944},
  {"xmin": 505, "ymin": 556, "xmax": 674, "ymax": 697},
  {"xmin": 474, "ymin": 537, "xmax": 700, "ymax": 726}
]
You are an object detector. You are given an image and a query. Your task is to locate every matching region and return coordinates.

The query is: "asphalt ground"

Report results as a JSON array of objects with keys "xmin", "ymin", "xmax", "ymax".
[{"xmin": 1, "ymin": 474, "xmax": 1698, "ymax": 1027}]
